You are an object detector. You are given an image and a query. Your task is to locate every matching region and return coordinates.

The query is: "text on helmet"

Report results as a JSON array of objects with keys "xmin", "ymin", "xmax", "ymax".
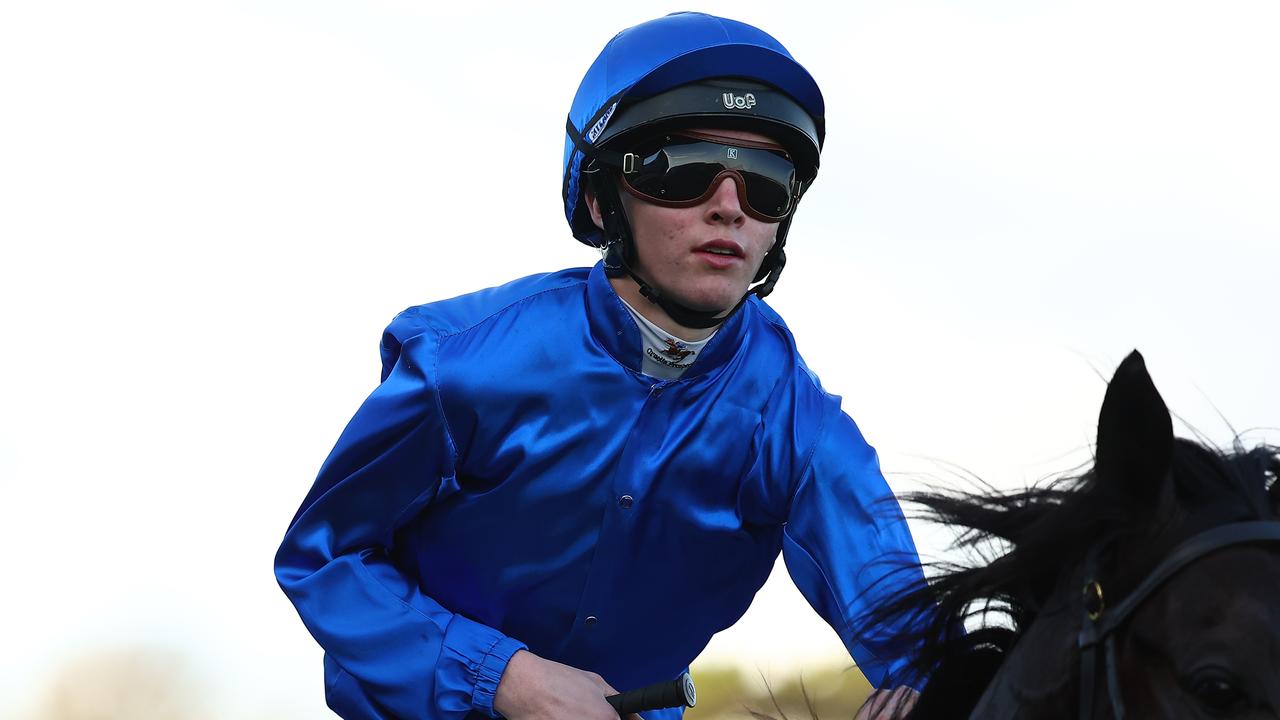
[{"xmin": 721, "ymin": 92, "xmax": 757, "ymax": 110}]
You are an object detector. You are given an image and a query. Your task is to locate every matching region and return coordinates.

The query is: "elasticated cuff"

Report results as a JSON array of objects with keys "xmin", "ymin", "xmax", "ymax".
[
  {"xmin": 442, "ymin": 614, "xmax": 528, "ymax": 718},
  {"xmin": 473, "ymin": 633, "xmax": 527, "ymax": 717}
]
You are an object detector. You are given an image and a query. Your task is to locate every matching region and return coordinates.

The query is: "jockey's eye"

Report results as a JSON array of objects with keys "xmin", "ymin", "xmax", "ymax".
[{"xmin": 1185, "ymin": 668, "xmax": 1248, "ymax": 717}]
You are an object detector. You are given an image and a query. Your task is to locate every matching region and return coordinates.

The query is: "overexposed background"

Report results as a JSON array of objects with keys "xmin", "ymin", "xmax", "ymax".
[{"xmin": 2, "ymin": 1, "xmax": 1277, "ymax": 717}]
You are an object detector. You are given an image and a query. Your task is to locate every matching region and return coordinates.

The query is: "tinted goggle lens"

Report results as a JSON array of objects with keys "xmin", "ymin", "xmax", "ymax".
[{"xmin": 620, "ymin": 134, "xmax": 797, "ymax": 221}]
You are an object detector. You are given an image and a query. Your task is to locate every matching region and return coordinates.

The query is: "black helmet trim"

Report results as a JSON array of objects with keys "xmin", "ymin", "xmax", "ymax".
[{"xmin": 594, "ymin": 79, "xmax": 822, "ymax": 181}]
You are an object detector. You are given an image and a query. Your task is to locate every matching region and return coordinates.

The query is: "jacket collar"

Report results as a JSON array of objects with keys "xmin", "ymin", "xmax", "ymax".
[{"xmin": 584, "ymin": 261, "xmax": 749, "ymax": 380}]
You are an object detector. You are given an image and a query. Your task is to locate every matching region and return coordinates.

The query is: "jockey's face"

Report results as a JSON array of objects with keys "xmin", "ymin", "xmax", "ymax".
[{"xmin": 589, "ymin": 127, "xmax": 781, "ymax": 335}]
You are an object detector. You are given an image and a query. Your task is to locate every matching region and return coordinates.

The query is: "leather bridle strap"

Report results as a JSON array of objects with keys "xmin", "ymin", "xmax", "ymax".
[{"xmin": 1076, "ymin": 521, "xmax": 1280, "ymax": 719}]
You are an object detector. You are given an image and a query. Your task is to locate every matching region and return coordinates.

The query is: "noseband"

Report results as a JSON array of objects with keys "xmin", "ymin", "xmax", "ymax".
[{"xmin": 1076, "ymin": 520, "xmax": 1280, "ymax": 719}]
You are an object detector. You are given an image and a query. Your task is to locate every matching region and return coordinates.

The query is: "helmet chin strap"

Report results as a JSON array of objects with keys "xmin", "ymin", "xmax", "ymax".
[{"xmin": 589, "ymin": 169, "xmax": 792, "ymax": 331}]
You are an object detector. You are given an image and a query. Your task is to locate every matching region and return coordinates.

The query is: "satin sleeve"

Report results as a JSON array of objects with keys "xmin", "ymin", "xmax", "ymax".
[
  {"xmin": 274, "ymin": 310, "xmax": 527, "ymax": 719},
  {"xmin": 781, "ymin": 402, "xmax": 929, "ymax": 691}
]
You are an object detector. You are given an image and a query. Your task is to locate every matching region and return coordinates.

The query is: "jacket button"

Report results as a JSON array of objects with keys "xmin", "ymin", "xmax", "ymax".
[
  {"xmin": 585, "ymin": 615, "xmax": 598, "ymax": 626},
  {"xmin": 618, "ymin": 495, "xmax": 634, "ymax": 509}
]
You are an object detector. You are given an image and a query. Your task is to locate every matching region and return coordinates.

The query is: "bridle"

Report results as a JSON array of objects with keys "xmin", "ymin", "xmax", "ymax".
[{"xmin": 1075, "ymin": 520, "xmax": 1280, "ymax": 719}]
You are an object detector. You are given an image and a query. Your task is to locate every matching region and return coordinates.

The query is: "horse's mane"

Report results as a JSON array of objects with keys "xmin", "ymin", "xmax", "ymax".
[{"xmin": 864, "ymin": 440, "xmax": 1280, "ymax": 718}]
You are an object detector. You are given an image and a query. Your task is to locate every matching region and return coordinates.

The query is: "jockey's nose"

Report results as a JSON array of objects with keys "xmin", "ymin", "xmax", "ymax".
[{"xmin": 703, "ymin": 176, "xmax": 746, "ymax": 226}]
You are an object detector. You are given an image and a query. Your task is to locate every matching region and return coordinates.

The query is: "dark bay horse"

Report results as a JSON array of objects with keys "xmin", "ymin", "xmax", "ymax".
[{"xmin": 867, "ymin": 351, "xmax": 1280, "ymax": 718}]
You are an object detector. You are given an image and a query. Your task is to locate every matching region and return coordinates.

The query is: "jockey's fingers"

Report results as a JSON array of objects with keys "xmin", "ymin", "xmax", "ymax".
[
  {"xmin": 854, "ymin": 688, "xmax": 891, "ymax": 720},
  {"xmin": 597, "ymin": 678, "xmax": 646, "ymax": 720},
  {"xmin": 885, "ymin": 686, "xmax": 918, "ymax": 719}
]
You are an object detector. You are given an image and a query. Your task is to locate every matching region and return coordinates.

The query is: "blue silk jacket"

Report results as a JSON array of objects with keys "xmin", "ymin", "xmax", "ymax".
[{"xmin": 275, "ymin": 263, "xmax": 928, "ymax": 719}]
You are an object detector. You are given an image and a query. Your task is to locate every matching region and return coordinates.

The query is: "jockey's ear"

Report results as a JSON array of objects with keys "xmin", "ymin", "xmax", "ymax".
[
  {"xmin": 585, "ymin": 186, "xmax": 606, "ymax": 232},
  {"xmin": 1095, "ymin": 350, "xmax": 1174, "ymax": 507}
]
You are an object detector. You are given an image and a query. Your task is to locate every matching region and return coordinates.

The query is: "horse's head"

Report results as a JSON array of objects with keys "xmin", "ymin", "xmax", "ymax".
[
  {"xmin": 1069, "ymin": 352, "xmax": 1280, "ymax": 718},
  {"xmin": 889, "ymin": 352, "xmax": 1280, "ymax": 719}
]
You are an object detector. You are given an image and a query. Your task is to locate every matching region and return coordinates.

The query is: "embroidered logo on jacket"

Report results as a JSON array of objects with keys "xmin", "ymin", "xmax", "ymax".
[
  {"xmin": 660, "ymin": 338, "xmax": 694, "ymax": 362},
  {"xmin": 646, "ymin": 337, "xmax": 695, "ymax": 369}
]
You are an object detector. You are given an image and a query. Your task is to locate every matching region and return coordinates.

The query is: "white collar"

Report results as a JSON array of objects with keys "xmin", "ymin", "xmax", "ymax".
[{"xmin": 617, "ymin": 298, "xmax": 717, "ymax": 380}]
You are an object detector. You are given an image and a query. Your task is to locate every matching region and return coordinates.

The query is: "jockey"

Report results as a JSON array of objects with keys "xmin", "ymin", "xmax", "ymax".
[{"xmin": 276, "ymin": 12, "xmax": 928, "ymax": 720}]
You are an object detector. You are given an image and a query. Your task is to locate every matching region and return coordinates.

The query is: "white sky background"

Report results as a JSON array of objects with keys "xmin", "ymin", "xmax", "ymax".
[{"xmin": 1, "ymin": 1, "xmax": 1277, "ymax": 717}]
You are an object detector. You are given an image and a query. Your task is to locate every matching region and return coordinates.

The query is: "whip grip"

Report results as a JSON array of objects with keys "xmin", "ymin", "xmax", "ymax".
[{"xmin": 605, "ymin": 672, "xmax": 696, "ymax": 716}]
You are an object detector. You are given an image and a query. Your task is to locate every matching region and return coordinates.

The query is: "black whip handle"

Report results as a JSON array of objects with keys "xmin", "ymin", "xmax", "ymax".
[{"xmin": 605, "ymin": 672, "xmax": 696, "ymax": 717}]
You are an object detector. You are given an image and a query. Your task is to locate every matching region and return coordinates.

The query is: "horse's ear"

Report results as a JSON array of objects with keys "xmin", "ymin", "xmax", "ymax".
[{"xmin": 1096, "ymin": 351, "xmax": 1174, "ymax": 501}]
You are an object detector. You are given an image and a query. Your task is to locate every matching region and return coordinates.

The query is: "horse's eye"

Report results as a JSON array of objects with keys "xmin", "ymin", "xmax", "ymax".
[{"xmin": 1187, "ymin": 670, "xmax": 1248, "ymax": 716}]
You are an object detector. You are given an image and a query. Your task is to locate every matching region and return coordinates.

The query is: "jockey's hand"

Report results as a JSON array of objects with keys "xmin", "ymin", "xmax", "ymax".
[
  {"xmin": 854, "ymin": 686, "xmax": 918, "ymax": 720},
  {"xmin": 494, "ymin": 649, "xmax": 642, "ymax": 720}
]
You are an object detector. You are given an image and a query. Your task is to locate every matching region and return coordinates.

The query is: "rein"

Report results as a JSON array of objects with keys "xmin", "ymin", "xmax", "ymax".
[{"xmin": 1075, "ymin": 521, "xmax": 1280, "ymax": 719}]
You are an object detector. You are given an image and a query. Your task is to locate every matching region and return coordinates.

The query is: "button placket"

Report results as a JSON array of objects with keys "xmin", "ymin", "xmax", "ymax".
[{"xmin": 565, "ymin": 383, "xmax": 661, "ymax": 657}]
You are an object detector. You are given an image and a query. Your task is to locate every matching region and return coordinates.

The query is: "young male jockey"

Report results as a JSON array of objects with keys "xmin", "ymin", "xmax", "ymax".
[{"xmin": 276, "ymin": 12, "xmax": 928, "ymax": 720}]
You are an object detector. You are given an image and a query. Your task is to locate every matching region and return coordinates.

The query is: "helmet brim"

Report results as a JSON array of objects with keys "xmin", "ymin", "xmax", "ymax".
[{"xmin": 594, "ymin": 78, "xmax": 822, "ymax": 183}]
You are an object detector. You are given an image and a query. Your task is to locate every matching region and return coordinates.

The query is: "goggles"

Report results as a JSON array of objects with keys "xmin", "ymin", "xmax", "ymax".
[{"xmin": 615, "ymin": 131, "xmax": 799, "ymax": 223}]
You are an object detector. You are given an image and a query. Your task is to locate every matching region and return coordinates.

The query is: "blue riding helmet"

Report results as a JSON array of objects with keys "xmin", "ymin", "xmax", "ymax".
[{"xmin": 563, "ymin": 12, "xmax": 826, "ymax": 248}]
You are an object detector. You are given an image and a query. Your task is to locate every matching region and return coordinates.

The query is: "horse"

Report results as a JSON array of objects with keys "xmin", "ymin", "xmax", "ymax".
[{"xmin": 863, "ymin": 351, "xmax": 1280, "ymax": 719}]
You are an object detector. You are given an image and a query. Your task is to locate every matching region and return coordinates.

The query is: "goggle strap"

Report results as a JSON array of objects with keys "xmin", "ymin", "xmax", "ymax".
[{"xmin": 591, "ymin": 148, "xmax": 628, "ymax": 172}]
